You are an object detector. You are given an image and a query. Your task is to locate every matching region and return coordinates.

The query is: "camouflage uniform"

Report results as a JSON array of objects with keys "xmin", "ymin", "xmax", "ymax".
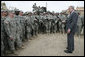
[
  {"xmin": 1, "ymin": 10, "xmax": 9, "ymax": 55},
  {"xmin": 38, "ymin": 14, "xmax": 43, "ymax": 33},
  {"xmin": 54, "ymin": 15, "xmax": 59, "ymax": 33},
  {"xmin": 1, "ymin": 17, "xmax": 5, "ymax": 56},
  {"xmin": 32, "ymin": 14, "xmax": 39, "ymax": 36},
  {"xmin": 76, "ymin": 15, "xmax": 83, "ymax": 36},
  {"xmin": 47, "ymin": 14, "xmax": 53, "ymax": 33},
  {"xmin": 25, "ymin": 16, "xmax": 32, "ymax": 39},
  {"xmin": 81, "ymin": 15, "xmax": 84, "ymax": 35},
  {"xmin": 44, "ymin": 14, "xmax": 50, "ymax": 33},
  {"xmin": 29, "ymin": 15, "xmax": 34, "ymax": 37},
  {"xmin": 4, "ymin": 17, "xmax": 16, "ymax": 52},
  {"xmin": 4, "ymin": 10, "xmax": 22, "ymax": 52},
  {"xmin": 19, "ymin": 15, "xmax": 26, "ymax": 41},
  {"xmin": 50, "ymin": 14, "xmax": 56, "ymax": 33},
  {"xmin": 15, "ymin": 15, "xmax": 22, "ymax": 48},
  {"xmin": 58, "ymin": 14, "xmax": 66, "ymax": 33}
]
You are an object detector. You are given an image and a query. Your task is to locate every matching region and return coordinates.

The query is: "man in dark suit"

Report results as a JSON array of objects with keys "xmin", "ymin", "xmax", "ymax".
[{"xmin": 64, "ymin": 6, "xmax": 78, "ymax": 53}]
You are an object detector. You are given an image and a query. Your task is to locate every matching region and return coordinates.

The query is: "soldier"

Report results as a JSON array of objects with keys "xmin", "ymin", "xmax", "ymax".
[
  {"xmin": 61, "ymin": 14, "xmax": 67, "ymax": 34},
  {"xmin": 1, "ymin": 21, "xmax": 4, "ymax": 55},
  {"xmin": 38, "ymin": 13, "xmax": 44, "ymax": 33},
  {"xmin": 1, "ymin": 10, "xmax": 9, "ymax": 55},
  {"xmin": 48, "ymin": 13, "xmax": 52, "ymax": 33},
  {"xmin": 76, "ymin": 13, "xmax": 82, "ymax": 35},
  {"xmin": 15, "ymin": 11, "xmax": 23, "ymax": 49},
  {"xmin": 58, "ymin": 13, "xmax": 66, "ymax": 34},
  {"xmin": 4, "ymin": 10, "xmax": 23, "ymax": 54},
  {"xmin": 25, "ymin": 13, "xmax": 33, "ymax": 40},
  {"xmin": 30, "ymin": 13, "xmax": 35, "ymax": 37},
  {"xmin": 50, "ymin": 13, "xmax": 56, "ymax": 33},
  {"xmin": 19, "ymin": 11, "xmax": 26, "ymax": 41},
  {"xmin": 81, "ymin": 15, "xmax": 84, "ymax": 35},
  {"xmin": 26, "ymin": 12, "xmax": 36, "ymax": 39},
  {"xmin": 42, "ymin": 13, "xmax": 47, "ymax": 33},
  {"xmin": 32, "ymin": 12, "xmax": 39, "ymax": 36},
  {"xmin": 43, "ymin": 12, "xmax": 48, "ymax": 33},
  {"xmin": 57, "ymin": 13, "xmax": 62, "ymax": 33},
  {"xmin": 4, "ymin": 10, "xmax": 16, "ymax": 54},
  {"xmin": 1, "ymin": 10, "xmax": 5, "ymax": 56},
  {"xmin": 54, "ymin": 13, "xmax": 59, "ymax": 33},
  {"xmin": 44, "ymin": 12, "xmax": 51, "ymax": 33},
  {"xmin": 76, "ymin": 13, "xmax": 84, "ymax": 36}
]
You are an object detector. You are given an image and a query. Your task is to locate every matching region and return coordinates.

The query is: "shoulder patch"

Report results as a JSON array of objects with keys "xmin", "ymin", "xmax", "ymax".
[{"xmin": 4, "ymin": 21, "xmax": 9, "ymax": 24}]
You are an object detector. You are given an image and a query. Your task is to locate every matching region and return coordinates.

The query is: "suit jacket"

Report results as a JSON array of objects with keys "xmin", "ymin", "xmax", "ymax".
[{"xmin": 66, "ymin": 11, "xmax": 78, "ymax": 33}]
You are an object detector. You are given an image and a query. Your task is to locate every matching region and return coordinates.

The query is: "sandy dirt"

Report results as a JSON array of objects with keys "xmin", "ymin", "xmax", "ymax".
[{"xmin": 7, "ymin": 33, "xmax": 84, "ymax": 56}]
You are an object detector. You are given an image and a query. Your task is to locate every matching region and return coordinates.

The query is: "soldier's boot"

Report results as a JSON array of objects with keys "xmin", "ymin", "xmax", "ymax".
[
  {"xmin": 19, "ymin": 46, "xmax": 25, "ymax": 49},
  {"xmin": 1, "ymin": 54, "xmax": 4, "ymax": 56},
  {"xmin": 23, "ymin": 38, "xmax": 27, "ymax": 42},
  {"xmin": 1, "ymin": 52, "xmax": 4, "ymax": 56},
  {"xmin": 35, "ymin": 31, "xmax": 38, "ymax": 37},
  {"xmin": 16, "ymin": 47, "xmax": 19, "ymax": 50},
  {"xmin": 5, "ymin": 50, "xmax": 13, "ymax": 54},
  {"xmin": 21, "ymin": 45, "xmax": 25, "ymax": 49},
  {"xmin": 16, "ymin": 45, "xmax": 24, "ymax": 50},
  {"xmin": 33, "ymin": 31, "xmax": 36, "ymax": 38},
  {"xmin": 27, "ymin": 34, "xmax": 30, "ymax": 40},
  {"xmin": 28, "ymin": 34, "xmax": 32, "ymax": 40},
  {"xmin": 10, "ymin": 50, "xmax": 17, "ymax": 55},
  {"xmin": 20, "ymin": 43, "xmax": 25, "ymax": 49}
]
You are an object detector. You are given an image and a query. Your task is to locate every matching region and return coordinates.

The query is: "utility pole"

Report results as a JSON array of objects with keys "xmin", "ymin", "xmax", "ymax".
[{"xmin": 46, "ymin": 2, "xmax": 47, "ymax": 11}]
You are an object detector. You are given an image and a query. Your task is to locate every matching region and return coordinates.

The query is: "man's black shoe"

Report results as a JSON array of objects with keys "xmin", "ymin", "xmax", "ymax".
[
  {"xmin": 64, "ymin": 50, "xmax": 73, "ymax": 53},
  {"xmin": 66, "ymin": 47, "xmax": 68, "ymax": 49}
]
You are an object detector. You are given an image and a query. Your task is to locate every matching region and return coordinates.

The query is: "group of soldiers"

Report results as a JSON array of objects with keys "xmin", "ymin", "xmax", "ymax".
[{"xmin": 1, "ymin": 9, "xmax": 84, "ymax": 56}]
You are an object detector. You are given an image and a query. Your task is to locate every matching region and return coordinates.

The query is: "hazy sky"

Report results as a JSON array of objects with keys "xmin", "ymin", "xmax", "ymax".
[{"xmin": 2, "ymin": 1, "xmax": 84, "ymax": 13}]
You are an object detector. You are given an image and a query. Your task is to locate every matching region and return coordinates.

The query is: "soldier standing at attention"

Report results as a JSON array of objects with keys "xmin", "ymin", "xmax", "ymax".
[
  {"xmin": 1, "ymin": 10, "xmax": 9, "ymax": 55},
  {"xmin": 15, "ymin": 10, "xmax": 24, "ymax": 50},
  {"xmin": 1, "ymin": 10, "xmax": 6, "ymax": 56},
  {"xmin": 4, "ymin": 10, "xmax": 17, "ymax": 54},
  {"xmin": 76, "ymin": 12, "xmax": 83, "ymax": 37},
  {"xmin": 19, "ymin": 11, "xmax": 26, "ymax": 41},
  {"xmin": 25, "ymin": 13, "xmax": 32, "ymax": 40}
]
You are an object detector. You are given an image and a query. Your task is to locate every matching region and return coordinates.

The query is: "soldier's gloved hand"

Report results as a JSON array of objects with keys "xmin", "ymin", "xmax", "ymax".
[
  {"xmin": 10, "ymin": 36, "xmax": 14, "ymax": 40},
  {"xmin": 62, "ymin": 20, "xmax": 66, "ymax": 23}
]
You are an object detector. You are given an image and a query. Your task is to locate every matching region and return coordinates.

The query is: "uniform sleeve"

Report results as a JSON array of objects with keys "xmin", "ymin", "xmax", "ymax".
[
  {"xmin": 81, "ymin": 16, "xmax": 84, "ymax": 26},
  {"xmin": 4, "ymin": 20, "xmax": 11, "ymax": 37}
]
